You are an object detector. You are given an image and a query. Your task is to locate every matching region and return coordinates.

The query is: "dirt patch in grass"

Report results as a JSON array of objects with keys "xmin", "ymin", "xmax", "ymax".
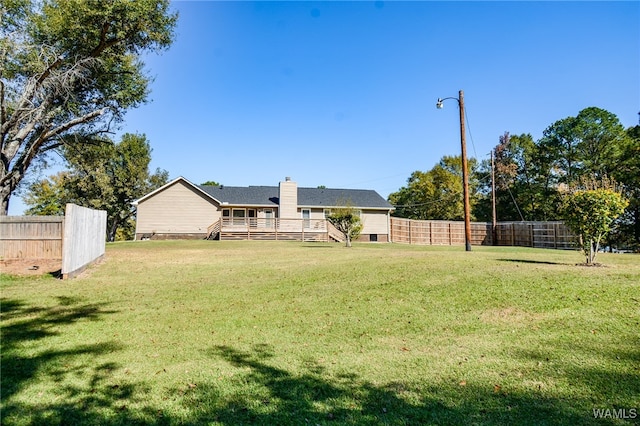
[
  {"xmin": 575, "ymin": 262, "xmax": 607, "ymax": 267},
  {"xmin": 0, "ymin": 258, "xmax": 62, "ymax": 276}
]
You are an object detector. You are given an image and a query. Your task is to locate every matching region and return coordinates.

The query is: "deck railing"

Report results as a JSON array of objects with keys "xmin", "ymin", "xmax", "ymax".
[{"xmin": 209, "ymin": 217, "xmax": 336, "ymax": 242}]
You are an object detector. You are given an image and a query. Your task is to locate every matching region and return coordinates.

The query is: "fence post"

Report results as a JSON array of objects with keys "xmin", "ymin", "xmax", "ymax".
[
  {"xmin": 529, "ymin": 224, "xmax": 534, "ymax": 248},
  {"xmin": 511, "ymin": 223, "xmax": 515, "ymax": 246}
]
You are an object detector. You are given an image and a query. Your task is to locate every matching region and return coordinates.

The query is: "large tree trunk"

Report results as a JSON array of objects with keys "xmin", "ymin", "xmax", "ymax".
[
  {"xmin": 0, "ymin": 179, "xmax": 17, "ymax": 215},
  {"xmin": 107, "ymin": 218, "xmax": 119, "ymax": 242},
  {"xmin": 1, "ymin": 189, "xmax": 10, "ymax": 215}
]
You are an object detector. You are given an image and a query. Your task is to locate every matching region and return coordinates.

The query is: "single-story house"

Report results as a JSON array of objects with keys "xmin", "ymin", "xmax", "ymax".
[{"xmin": 133, "ymin": 177, "xmax": 395, "ymax": 242}]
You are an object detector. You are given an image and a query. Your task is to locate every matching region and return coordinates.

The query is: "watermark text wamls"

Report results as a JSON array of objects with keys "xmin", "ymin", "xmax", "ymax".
[{"xmin": 593, "ymin": 408, "xmax": 637, "ymax": 420}]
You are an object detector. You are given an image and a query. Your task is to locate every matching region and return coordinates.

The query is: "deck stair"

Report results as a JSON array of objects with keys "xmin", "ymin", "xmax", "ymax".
[
  {"xmin": 327, "ymin": 222, "xmax": 346, "ymax": 243},
  {"xmin": 206, "ymin": 220, "xmax": 221, "ymax": 240}
]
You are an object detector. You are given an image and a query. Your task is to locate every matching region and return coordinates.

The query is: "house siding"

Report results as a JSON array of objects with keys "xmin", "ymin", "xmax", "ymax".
[
  {"xmin": 135, "ymin": 180, "xmax": 219, "ymax": 239},
  {"xmin": 279, "ymin": 179, "xmax": 298, "ymax": 219},
  {"xmin": 359, "ymin": 210, "xmax": 391, "ymax": 241},
  {"xmin": 360, "ymin": 210, "xmax": 389, "ymax": 234},
  {"xmin": 309, "ymin": 208, "xmax": 391, "ymax": 242},
  {"xmin": 301, "ymin": 208, "xmax": 388, "ymax": 234},
  {"xmin": 134, "ymin": 177, "xmax": 394, "ymax": 242}
]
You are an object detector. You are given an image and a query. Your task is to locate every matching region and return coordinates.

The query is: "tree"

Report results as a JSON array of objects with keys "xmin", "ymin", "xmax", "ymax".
[
  {"xmin": 201, "ymin": 181, "xmax": 220, "ymax": 187},
  {"xmin": 326, "ymin": 203, "xmax": 363, "ymax": 248},
  {"xmin": 477, "ymin": 109, "xmax": 631, "ymax": 224},
  {"xmin": 476, "ymin": 132, "xmax": 561, "ymax": 222},
  {"xmin": 389, "ymin": 155, "xmax": 479, "ymax": 221},
  {"xmin": 561, "ymin": 177, "xmax": 628, "ymax": 264},
  {"xmin": 22, "ymin": 171, "xmax": 70, "ymax": 216},
  {"xmin": 538, "ymin": 107, "xmax": 628, "ymax": 186},
  {"xmin": 22, "ymin": 133, "xmax": 169, "ymax": 241},
  {"xmin": 1, "ymin": 0, "xmax": 177, "ymax": 214},
  {"xmin": 609, "ymin": 125, "xmax": 640, "ymax": 250}
]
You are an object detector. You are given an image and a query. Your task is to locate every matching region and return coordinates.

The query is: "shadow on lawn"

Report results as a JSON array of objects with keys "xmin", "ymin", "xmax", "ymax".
[
  {"xmin": 497, "ymin": 258, "xmax": 570, "ymax": 266},
  {"xmin": 171, "ymin": 344, "xmax": 633, "ymax": 426},
  {"xmin": 2, "ymin": 297, "xmax": 637, "ymax": 425},
  {"xmin": 0, "ymin": 297, "xmax": 156, "ymax": 425}
]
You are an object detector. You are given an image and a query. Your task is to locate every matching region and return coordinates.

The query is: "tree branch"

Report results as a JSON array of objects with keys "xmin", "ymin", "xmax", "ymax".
[
  {"xmin": 42, "ymin": 107, "xmax": 107, "ymax": 141},
  {"xmin": 1, "ymin": 107, "xmax": 107, "ymax": 189}
]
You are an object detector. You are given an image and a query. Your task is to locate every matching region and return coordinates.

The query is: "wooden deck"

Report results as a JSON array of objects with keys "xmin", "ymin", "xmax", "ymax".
[{"xmin": 207, "ymin": 218, "xmax": 345, "ymax": 242}]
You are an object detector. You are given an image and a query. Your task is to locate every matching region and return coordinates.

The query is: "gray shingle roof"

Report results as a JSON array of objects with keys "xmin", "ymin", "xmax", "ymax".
[
  {"xmin": 298, "ymin": 187, "xmax": 393, "ymax": 209},
  {"xmin": 198, "ymin": 185, "xmax": 279, "ymax": 206},
  {"xmin": 197, "ymin": 185, "xmax": 393, "ymax": 209}
]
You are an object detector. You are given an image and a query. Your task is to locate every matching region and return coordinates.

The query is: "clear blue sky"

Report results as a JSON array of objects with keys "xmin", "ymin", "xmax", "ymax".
[{"xmin": 11, "ymin": 1, "xmax": 640, "ymax": 214}]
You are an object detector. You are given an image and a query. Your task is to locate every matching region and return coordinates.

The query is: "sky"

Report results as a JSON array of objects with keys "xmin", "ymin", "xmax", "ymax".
[{"xmin": 10, "ymin": 0, "xmax": 640, "ymax": 214}]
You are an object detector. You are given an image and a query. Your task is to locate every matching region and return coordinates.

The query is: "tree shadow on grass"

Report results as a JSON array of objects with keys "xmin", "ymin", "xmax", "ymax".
[
  {"xmin": 168, "ymin": 344, "xmax": 628, "ymax": 425},
  {"xmin": 513, "ymin": 338, "xmax": 640, "ymax": 409},
  {"xmin": 0, "ymin": 297, "xmax": 163, "ymax": 425},
  {"xmin": 497, "ymin": 258, "xmax": 570, "ymax": 266},
  {"xmin": 3, "ymin": 297, "xmax": 636, "ymax": 425}
]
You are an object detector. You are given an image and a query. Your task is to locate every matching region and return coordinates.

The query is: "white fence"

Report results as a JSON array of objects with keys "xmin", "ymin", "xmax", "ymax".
[
  {"xmin": 0, "ymin": 204, "xmax": 106, "ymax": 279},
  {"xmin": 62, "ymin": 204, "xmax": 107, "ymax": 279}
]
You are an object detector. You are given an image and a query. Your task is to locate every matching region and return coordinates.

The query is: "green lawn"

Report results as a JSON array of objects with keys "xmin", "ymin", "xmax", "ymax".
[{"xmin": 1, "ymin": 241, "xmax": 639, "ymax": 425}]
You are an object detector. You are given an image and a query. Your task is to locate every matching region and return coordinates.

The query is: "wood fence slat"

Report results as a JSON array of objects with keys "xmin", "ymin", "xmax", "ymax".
[{"xmin": 0, "ymin": 216, "xmax": 64, "ymax": 259}]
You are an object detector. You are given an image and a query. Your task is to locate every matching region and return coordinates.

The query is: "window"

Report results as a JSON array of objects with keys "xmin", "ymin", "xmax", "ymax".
[
  {"xmin": 264, "ymin": 209, "xmax": 273, "ymax": 228},
  {"xmin": 302, "ymin": 209, "xmax": 310, "ymax": 228},
  {"xmin": 323, "ymin": 209, "xmax": 332, "ymax": 218},
  {"xmin": 232, "ymin": 209, "xmax": 245, "ymax": 225}
]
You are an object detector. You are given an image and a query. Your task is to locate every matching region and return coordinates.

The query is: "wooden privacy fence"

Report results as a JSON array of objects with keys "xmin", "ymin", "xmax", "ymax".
[
  {"xmin": 390, "ymin": 217, "xmax": 576, "ymax": 249},
  {"xmin": 0, "ymin": 216, "xmax": 64, "ymax": 259},
  {"xmin": 390, "ymin": 218, "xmax": 492, "ymax": 246},
  {"xmin": 0, "ymin": 204, "xmax": 107, "ymax": 278},
  {"xmin": 495, "ymin": 221, "xmax": 576, "ymax": 249}
]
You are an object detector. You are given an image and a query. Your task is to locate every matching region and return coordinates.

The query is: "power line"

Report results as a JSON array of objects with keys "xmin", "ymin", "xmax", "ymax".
[
  {"xmin": 391, "ymin": 196, "xmax": 451, "ymax": 208},
  {"xmin": 464, "ymin": 108, "xmax": 479, "ymax": 160}
]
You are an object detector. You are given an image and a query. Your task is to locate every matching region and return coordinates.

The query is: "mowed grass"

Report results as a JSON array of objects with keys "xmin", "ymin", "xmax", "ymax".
[{"xmin": 1, "ymin": 241, "xmax": 639, "ymax": 425}]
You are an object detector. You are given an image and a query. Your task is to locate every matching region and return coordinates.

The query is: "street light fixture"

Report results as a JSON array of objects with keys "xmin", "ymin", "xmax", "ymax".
[{"xmin": 436, "ymin": 90, "xmax": 472, "ymax": 252}]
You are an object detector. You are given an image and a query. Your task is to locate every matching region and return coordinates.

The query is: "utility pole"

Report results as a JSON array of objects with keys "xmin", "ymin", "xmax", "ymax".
[
  {"xmin": 458, "ymin": 90, "xmax": 472, "ymax": 251},
  {"xmin": 437, "ymin": 90, "xmax": 472, "ymax": 251}
]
